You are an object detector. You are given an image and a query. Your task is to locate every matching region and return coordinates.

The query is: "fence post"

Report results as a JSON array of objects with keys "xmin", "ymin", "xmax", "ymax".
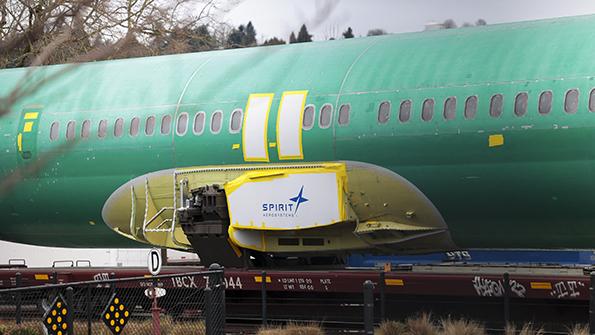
[
  {"xmin": 261, "ymin": 270, "xmax": 267, "ymax": 326},
  {"xmin": 151, "ymin": 277, "xmax": 161, "ymax": 335},
  {"xmin": 86, "ymin": 285, "xmax": 92, "ymax": 335},
  {"xmin": 110, "ymin": 272, "xmax": 116, "ymax": 293},
  {"xmin": 65, "ymin": 287, "xmax": 74, "ymax": 335},
  {"xmin": 205, "ymin": 286, "xmax": 213, "ymax": 335},
  {"xmin": 363, "ymin": 280, "xmax": 374, "ymax": 335},
  {"xmin": 15, "ymin": 272, "xmax": 21, "ymax": 325},
  {"xmin": 503, "ymin": 272, "xmax": 510, "ymax": 327},
  {"xmin": 379, "ymin": 271, "xmax": 386, "ymax": 322},
  {"xmin": 590, "ymin": 272, "xmax": 595, "ymax": 334},
  {"xmin": 206, "ymin": 263, "xmax": 224, "ymax": 335}
]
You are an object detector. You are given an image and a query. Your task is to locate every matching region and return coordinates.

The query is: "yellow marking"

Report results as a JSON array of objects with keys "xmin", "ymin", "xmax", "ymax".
[
  {"xmin": 232, "ymin": 143, "xmax": 240, "ymax": 150},
  {"xmin": 385, "ymin": 279, "xmax": 404, "ymax": 286},
  {"xmin": 268, "ymin": 142, "xmax": 277, "ymax": 148},
  {"xmin": 489, "ymin": 134, "xmax": 504, "ymax": 147},
  {"xmin": 35, "ymin": 274, "xmax": 49, "ymax": 280},
  {"xmin": 227, "ymin": 238, "xmax": 243, "ymax": 257},
  {"xmin": 277, "ymin": 90, "xmax": 308, "ymax": 160},
  {"xmin": 254, "ymin": 275, "xmax": 272, "ymax": 283},
  {"xmin": 24, "ymin": 112, "xmax": 39, "ymax": 120},
  {"xmin": 530, "ymin": 282, "xmax": 552, "ymax": 290},
  {"xmin": 23, "ymin": 121, "xmax": 33, "ymax": 133},
  {"xmin": 242, "ymin": 93, "xmax": 274, "ymax": 162},
  {"xmin": 17, "ymin": 133, "xmax": 22, "ymax": 152}
]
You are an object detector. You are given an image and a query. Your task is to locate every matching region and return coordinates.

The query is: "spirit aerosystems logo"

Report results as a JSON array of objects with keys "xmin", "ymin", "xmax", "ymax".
[{"xmin": 262, "ymin": 186, "xmax": 309, "ymax": 217}]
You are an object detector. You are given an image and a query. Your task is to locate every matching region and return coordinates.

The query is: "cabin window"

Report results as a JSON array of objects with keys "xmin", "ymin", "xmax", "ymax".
[
  {"xmin": 193, "ymin": 112, "xmax": 205, "ymax": 135},
  {"xmin": 539, "ymin": 91, "xmax": 552, "ymax": 115},
  {"xmin": 145, "ymin": 116, "xmax": 155, "ymax": 135},
  {"xmin": 338, "ymin": 104, "xmax": 350, "ymax": 125},
  {"xmin": 211, "ymin": 110, "xmax": 222, "ymax": 134},
  {"xmin": 114, "ymin": 118, "xmax": 124, "ymax": 137},
  {"xmin": 50, "ymin": 121, "xmax": 59, "ymax": 141},
  {"xmin": 464, "ymin": 96, "xmax": 477, "ymax": 119},
  {"xmin": 176, "ymin": 113, "xmax": 189, "ymax": 136},
  {"xmin": 443, "ymin": 96, "xmax": 456, "ymax": 120},
  {"xmin": 514, "ymin": 92, "xmax": 528, "ymax": 117},
  {"xmin": 490, "ymin": 94, "xmax": 503, "ymax": 118},
  {"xmin": 130, "ymin": 117, "xmax": 140, "ymax": 136},
  {"xmin": 66, "ymin": 121, "xmax": 75, "ymax": 140},
  {"xmin": 378, "ymin": 101, "xmax": 390, "ymax": 124},
  {"xmin": 81, "ymin": 120, "xmax": 90, "ymax": 139},
  {"xmin": 399, "ymin": 100, "xmax": 412, "ymax": 122},
  {"xmin": 590, "ymin": 89, "xmax": 595, "ymax": 112},
  {"xmin": 98, "ymin": 120, "xmax": 107, "ymax": 138},
  {"xmin": 565, "ymin": 89, "xmax": 579, "ymax": 114},
  {"xmin": 230, "ymin": 109, "xmax": 243, "ymax": 133},
  {"xmin": 303, "ymin": 105, "xmax": 315, "ymax": 130},
  {"xmin": 161, "ymin": 115, "xmax": 172, "ymax": 135},
  {"xmin": 319, "ymin": 104, "xmax": 333, "ymax": 128},
  {"xmin": 421, "ymin": 98, "xmax": 434, "ymax": 121}
]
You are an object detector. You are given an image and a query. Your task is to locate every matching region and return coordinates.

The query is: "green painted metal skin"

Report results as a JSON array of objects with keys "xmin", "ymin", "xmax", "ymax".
[{"xmin": 1, "ymin": 15, "xmax": 594, "ymax": 250}]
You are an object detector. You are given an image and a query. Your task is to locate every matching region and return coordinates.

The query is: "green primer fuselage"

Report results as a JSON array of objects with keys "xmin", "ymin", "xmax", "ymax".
[{"xmin": 1, "ymin": 15, "xmax": 595, "ymax": 249}]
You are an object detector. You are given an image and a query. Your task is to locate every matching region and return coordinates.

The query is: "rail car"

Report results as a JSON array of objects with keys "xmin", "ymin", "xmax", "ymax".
[{"xmin": 0, "ymin": 260, "xmax": 591, "ymax": 328}]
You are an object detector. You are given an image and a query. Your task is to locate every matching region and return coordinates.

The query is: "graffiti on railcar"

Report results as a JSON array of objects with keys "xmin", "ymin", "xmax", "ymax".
[
  {"xmin": 93, "ymin": 273, "xmax": 110, "ymax": 281},
  {"xmin": 550, "ymin": 280, "xmax": 585, "ymax": 299},
  {"xmin": 472, "ymin": 276, "xmax": 526, "ymax": 297},
  {"xmin": 445, "ymin": 251, "xmax": 472, "ymax": 261}
]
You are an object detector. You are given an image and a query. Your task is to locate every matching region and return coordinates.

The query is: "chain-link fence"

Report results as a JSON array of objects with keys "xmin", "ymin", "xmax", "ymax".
[{"xmin": 0, "ymin": 266, "xmax": 225, "ymax": 335}]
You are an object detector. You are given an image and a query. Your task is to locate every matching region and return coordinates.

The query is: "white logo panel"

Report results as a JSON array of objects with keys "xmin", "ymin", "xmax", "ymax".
[{"xmin": 226, "ymin": 172, "xmax": 342, "ymax": 230}]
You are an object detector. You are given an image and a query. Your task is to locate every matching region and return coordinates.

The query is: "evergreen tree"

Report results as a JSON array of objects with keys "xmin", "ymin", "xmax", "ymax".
[
  {"xmin": 227, "ymin": 24, "xmax": 245, "ymax": 48},
  {"xmin": 188, "ymin": 25, "xmax": 216, "ymax": 52},
  {"xmin": 367, "ymin": 28, "xmax": 387, "ymax": 36},
  {"xmin": 342, "ymin": 27, "xmax": 354, "ymax": 39},
  {"xmin": 243, "ymin": 21, "xmax": 257, "ymax": 46},
  {"xmin": 262, "ymin": 37, "xmax": 286, "ymax": 46},
  {"xmin": 289, "ymin": 32, "xmax": 297, "ymax": 44},
  {"xmin": 476, "ymin": 19, "xmax": 487, "ymax": 26},
  {"xmin": 443, "ymin": 19, "xmax": 457, "ymax": 29},
  {"xmin": 296, "ymin": 24, "xmax": 312, "ymax": 42}
]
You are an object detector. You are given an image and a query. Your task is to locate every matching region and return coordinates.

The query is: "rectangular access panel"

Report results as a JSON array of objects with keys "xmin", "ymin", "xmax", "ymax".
[
  {"xmin": 17, "ymin": 107, "xmax": 42, "ymax": 161},
  {"xmin": 242, "ymin": 94, "xmax": 273, "ymax": 162},
  {"xmin": 276, "ymin": 91, "xmax": 308, "ymax": 160}
]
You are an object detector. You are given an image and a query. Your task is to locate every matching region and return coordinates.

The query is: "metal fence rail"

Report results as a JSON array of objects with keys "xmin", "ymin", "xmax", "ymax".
[{"xmin": 0, "ymin": 266, "xmax": 225, "ymax": 335}]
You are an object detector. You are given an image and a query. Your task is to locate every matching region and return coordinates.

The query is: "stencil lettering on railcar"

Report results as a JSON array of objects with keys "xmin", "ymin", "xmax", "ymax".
[
  {"xmin": 171, "ymin": 276, "xmax": 198, "ymax": 288},
  {"xmin": 224, "ymin": 277, "xmax": 243, "ymax": 289}
]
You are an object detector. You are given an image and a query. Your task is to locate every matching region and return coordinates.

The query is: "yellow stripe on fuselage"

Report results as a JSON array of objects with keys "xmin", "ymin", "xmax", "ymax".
[
  {"xmin": 24, "ymin": 112, "xmax": 39, "ymax": 120},
  {"xmin": 23, "ymin": 122, "xmax": 34, "ymax": 133}
]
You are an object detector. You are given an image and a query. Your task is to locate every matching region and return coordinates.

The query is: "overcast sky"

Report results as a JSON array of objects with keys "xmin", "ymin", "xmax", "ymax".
[{"xmin": 225, "ymin": 0, "xmax": 595, "ymax": 42}]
